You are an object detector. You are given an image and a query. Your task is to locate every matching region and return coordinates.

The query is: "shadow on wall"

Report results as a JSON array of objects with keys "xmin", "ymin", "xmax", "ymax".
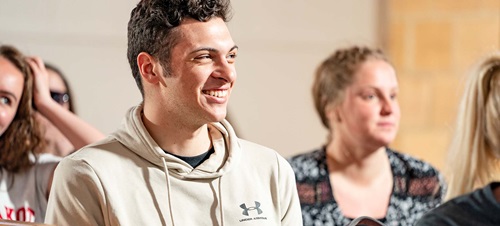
[{"xmin": 225, "ymin": 112, "xmax": 242, "ymax": 139}]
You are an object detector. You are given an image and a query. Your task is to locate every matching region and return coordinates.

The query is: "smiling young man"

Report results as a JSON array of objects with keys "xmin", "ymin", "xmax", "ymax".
[{"xmin": 44, "ymin": 0, "xmax": 302, "ymax": 225}]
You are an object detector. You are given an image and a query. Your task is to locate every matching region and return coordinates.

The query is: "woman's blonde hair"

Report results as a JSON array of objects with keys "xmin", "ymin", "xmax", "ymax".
[{"xmin": 445, "ymin": 52, "xmax": 500, "ymax": 200}]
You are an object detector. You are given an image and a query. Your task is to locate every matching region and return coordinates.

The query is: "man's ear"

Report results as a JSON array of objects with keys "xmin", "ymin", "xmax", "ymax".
[{"xmin": 137, "ymin": 52, "xmax": 163, "ymax": 85}]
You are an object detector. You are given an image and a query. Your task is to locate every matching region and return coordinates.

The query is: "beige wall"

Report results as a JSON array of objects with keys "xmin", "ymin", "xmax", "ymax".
[
  {"xmin": 228, "ymin": 1, "xmax": 380, "ymax": 157},
  {"xmin": 3, "ymin": 0, "xmax": 499, "ymax": 166},
  {"xmin": 2, "ymin": 1, "xmax": 498, "ymax": 166},
  {"xmin": 0, "ymin": 0, "xmax": 141, "ymax": 140},
  {"xmin": 0, "ymin": 0, "xmax": 379, "ymax": 158},
  {"xmin": 384, "ymin": 0, "xmax": 500, "ymax": 170}
]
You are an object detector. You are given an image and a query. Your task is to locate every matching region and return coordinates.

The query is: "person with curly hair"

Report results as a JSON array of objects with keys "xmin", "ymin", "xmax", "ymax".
[
  {"xmin": 416, "ymin": 52, "xmax": 500, "ymax": 226},
  {"xmin": 45, "ymin": 0, "xmax": 302, "ymax": 225},
  {"xmin": 288, "ymin": 46, "xmax": 446, "ymax": 226},
  {"xmin": 0, "ymin": 45, "xmax": 103, "ymax": 223},
  {"xmin": 0, "ymin": 45, "xmax": 57, "ymax": 223}
]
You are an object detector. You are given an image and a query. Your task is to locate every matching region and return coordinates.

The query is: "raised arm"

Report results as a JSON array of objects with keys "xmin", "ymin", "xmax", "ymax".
[{"xmin": 27, "ymin": 57, "xmax": 105, "ymax": 150}]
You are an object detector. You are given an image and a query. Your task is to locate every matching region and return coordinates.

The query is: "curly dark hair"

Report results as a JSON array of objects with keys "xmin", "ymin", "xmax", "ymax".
[
  {"xmin": 0, "ymin": 45, "xmax": 45, "ymax": 173},
  {"xmin": 127, "ymin": 0, "xmax": 232, "ymax": 96},
  {"xmin": 312, "ymin": 46, "xmax": 389, "ymax": 129}
]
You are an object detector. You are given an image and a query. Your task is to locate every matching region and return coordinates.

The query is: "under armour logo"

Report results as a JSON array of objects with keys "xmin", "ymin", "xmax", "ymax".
[{"xmin": 240, "ymin": 201, "xmax": 263, "ymax": 216}]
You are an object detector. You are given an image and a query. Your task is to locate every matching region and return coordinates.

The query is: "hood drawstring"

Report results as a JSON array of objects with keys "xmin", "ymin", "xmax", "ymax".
[
  {"xmin": 162, "ymin": 157, "xmax": 175, "ymax": 226},
  {"xmin": 163, "ymin": 157, "xmax": 225, "ymax": 226},
  {"xmin": 218, "ymin": 177, "xmax": 224, "ymax": 226}
]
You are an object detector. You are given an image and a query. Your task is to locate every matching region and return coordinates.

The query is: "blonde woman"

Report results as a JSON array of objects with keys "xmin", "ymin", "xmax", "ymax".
[
  {"xmin": 416, "ymin": 52, "xmax": 500, "ymax": 225},
  {"xmin": 289, "ymin": 46, "xmax": 445, "ymax": 226}
]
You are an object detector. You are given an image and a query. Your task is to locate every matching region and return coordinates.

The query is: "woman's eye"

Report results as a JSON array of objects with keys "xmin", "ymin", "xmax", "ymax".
[
  {"xmin": 363, "ymin": 94, "xmax": 376, "ymax": 100},
  {"xmin": 0, "ymin": 97, "xmax": 11, "ymax": 105}
]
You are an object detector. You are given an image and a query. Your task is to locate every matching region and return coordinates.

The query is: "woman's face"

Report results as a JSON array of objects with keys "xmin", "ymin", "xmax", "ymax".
[
  {"xmin": 0, "ymin": 57, "xmax": 24, "ymax": 136},
  {"xmin": 47, "ymin": 69, "xmax": 70, "ymax": 110},
  {"xmin": 41, "ymin": 69, "xmax": 72, "ymax": 145},
  {"xmin": 330, "ymin": 59, "xmax": 400, "ymax": 149}
]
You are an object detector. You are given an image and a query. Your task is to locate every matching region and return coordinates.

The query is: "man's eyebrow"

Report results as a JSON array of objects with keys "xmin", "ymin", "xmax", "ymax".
[
  {"xmin": 189, "ymin": 45, "xmax": 239, "ymax": 54},
  {"xmin": 229, "ymin": 45, "xmax": 238, "ymax": 52}
]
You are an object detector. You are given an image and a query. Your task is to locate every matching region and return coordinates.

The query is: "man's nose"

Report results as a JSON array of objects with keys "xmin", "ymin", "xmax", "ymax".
[{"xmin": 212, "ymin": 59, "xmax": 236, "ymax": 83}]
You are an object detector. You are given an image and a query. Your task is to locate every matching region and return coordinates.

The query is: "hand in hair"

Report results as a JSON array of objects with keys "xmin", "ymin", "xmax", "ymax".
[
  {"xmin": 26, "ymin": 57, "xmax": 53, "ymax": 109},
  {"xmin": 26, "ymin": 56, "xmax": 105, "ymax": 151}
]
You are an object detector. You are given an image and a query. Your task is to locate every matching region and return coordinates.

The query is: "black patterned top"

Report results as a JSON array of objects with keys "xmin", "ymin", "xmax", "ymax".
[{"xmin": 288, "ymin": 147, "xmax": 446, "ymax": 226}]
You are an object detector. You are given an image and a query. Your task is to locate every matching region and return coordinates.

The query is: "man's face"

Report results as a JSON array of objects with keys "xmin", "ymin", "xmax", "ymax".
[{"xmin": 160, "ymin": 17, "xmax": 237, "ymax": 126}]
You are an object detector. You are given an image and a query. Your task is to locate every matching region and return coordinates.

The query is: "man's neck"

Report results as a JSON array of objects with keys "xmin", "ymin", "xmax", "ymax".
[{"xmin": 142, "ymin": 109, "xmax": 212, "ymax": 157}]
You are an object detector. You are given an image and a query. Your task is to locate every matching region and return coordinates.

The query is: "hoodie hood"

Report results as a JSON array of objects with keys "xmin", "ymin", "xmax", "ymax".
[{"xmin": 111, "ymin": 104, "xmax": 241, "ymax": 180}]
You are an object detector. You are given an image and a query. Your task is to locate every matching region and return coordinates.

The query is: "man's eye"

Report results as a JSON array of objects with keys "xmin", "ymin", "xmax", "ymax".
[
  {"xmin": 227, "ymin": 53, "xmax": 237, "ymax": 64},
  {"xmin": 194, "ymin": 55, "xmax": 211, "ymax": 60},
  {"xmin": 227, "ymin": 53, "xmax": 237, "ymax": 59}
]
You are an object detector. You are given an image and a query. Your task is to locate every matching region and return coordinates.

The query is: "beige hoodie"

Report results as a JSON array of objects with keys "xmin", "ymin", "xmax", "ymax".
[{"xmin": 45, "ymin": 104, "xmax": 302, "ymax": 226}]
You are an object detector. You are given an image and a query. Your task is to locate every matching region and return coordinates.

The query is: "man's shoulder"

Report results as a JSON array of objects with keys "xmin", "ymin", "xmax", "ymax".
[
  {"xmin": 64, "ymin": 136, "xmax": 129, "ymax": 164},
  {"xmin": 237, "ymin": 139, "xmax": 293, "ymax": 169},
  {"xmin": 238, "ymin": 139, "xmax": 277, "ymax": 156},
  {"xmin": 55, "ymin": 135, "xmax": 146, "ymax": 181}
]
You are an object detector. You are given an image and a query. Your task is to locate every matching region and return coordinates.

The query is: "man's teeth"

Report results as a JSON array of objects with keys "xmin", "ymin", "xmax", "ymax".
[{"xmin": 203, "ymin": 90, "xmax": 228, "ymax": 98}]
